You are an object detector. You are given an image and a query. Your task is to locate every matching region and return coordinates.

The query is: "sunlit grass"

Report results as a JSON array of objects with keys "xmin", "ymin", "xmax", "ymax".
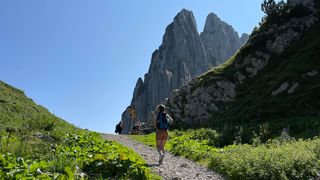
[{"xmin": 129, "ymin": 129, "xmax": 320, "ymax": 179}]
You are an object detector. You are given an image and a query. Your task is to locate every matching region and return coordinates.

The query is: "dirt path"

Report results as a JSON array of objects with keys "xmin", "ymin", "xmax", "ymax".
[{"xmin": 103, "ymin": 134, "xmax": 224, "ymax": 180}]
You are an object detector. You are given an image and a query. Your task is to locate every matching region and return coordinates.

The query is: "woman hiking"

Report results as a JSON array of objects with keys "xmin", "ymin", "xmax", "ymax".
[{"xmin": 153, "ymin": 104, "xmax": 173, "ymax": 165}]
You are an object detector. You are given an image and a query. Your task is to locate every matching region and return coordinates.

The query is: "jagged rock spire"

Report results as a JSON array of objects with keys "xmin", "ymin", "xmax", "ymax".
[
  {"xmin": 201, "ymin": 12, "xmax": 249, "ymax": 65},
  {"xmin": 120, "ymin": 9, "xmax": 248, "ymax": 134}
]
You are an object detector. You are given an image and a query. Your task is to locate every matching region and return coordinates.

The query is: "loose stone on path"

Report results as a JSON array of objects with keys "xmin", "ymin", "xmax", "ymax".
[{"xmin": 103, "ymin": 134, "xmax": 224, "ymax": 180}]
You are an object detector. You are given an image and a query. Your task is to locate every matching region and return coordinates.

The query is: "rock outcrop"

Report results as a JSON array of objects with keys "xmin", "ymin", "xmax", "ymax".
[
  {"xmin": 165, "ymin": 0, "xmax": 319, "ymax": 127},
  {"xmin": 200, "ymin": 13, "xmax": 249, "ymax": 65},
  {"xmin": 121, "ymin": 9, "xmax": 248, "ymax": 134}
]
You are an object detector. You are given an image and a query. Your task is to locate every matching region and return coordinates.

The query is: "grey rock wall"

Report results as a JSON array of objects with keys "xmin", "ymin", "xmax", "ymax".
[
  {"xmin": 165, "ymin": 1, "xmax": 319, "ymax": 127},
  {"xmin": 200, "ymin": 13, "xmax": 249, "ymax": 65},
  {"xmin": 120, "ymin": 9, "xmax": 248, "ymax": 134}
]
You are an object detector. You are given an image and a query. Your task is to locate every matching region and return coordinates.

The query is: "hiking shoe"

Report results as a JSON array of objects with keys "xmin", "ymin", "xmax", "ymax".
[{"xmin": 159, "ymin": 154, "xmax": 164, "ymax": 165}]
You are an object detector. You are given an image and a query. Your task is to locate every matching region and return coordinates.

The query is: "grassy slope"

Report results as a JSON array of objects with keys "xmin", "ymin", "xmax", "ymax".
[
  {"xmin": 130, "ymin": 130, "xmax": 320, "ymax": 179},
  {"xmin": 207, "ymin": 22, "xmax": 320, "ymax": 141},
  {"xmin": 0, "ymin": 81, "xmax": 158, "ymax": 179},
  {"xmin": 0, "ymin": 80, "xmax": 75, "ymax": 137}
]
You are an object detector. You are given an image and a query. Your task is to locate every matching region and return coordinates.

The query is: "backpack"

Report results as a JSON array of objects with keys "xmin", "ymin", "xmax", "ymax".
[
  {"xmin": 115, "ymin": 123, "xmax": 121, "ymax": 134},
  {"xmin": 156, "ymin": 112, "xmax": 170, "ymax": 129}
]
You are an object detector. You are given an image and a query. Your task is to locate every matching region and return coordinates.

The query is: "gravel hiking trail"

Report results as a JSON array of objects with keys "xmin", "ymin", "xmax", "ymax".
[{"xmin": 103, "ymin": 134, "xmax": 224, "ymax": 180}]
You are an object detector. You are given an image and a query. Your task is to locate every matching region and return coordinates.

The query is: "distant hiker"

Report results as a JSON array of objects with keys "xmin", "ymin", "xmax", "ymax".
[
  {"xmin": 120, "ymin": 121, "xmax": 124, "ymax": 132},
  {"xmin": 153, "ymin": 104, "xmax": 173, "ymax": 165},
  {"xmin": 115, "ymin": 123, "xmax": 120, "ymax": 134},
  {"xmin": 132, "ymin": 120, "xmax": 141, "ymax": 135},
  {"xmin": 115, "ymin": 121, "xmax": 123, "ymax": 134}
]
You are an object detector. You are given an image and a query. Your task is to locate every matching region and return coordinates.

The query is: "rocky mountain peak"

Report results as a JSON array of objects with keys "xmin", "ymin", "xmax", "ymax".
[
  {"xmin": 240, "ymin": 33, "xmax": 250, "ymax": 45},
  {"xmin": 240, "ymin": 33, "xmax": 250, "ymax": 40},
  {"xmin": 200, "ymin": 13, "xmax": 248, "ymax": 65},
  {"xmin": 120, "ymin": 9, "xmax": 249, "ymax": 134},
  {"xmin": 161, "ymin": 9, "xmax": 199, "ymax": 53},
  {"xmin": 174, "ymin": 8, "xmax": 197, "ymax": 27},
  {"xmin": 203, "ymin": 12, "xmax": 222, "ymax": 33},
  {"xmin": 131, "ymin": 78, "xmax": 144, "ymax": 105},
  {"xmin": 165, "ymin": 0, "xmax": 319, "ymax": 131},
  {"xmin": 203, "ymin": 12, "xmax": 238, "ymax": 35}
]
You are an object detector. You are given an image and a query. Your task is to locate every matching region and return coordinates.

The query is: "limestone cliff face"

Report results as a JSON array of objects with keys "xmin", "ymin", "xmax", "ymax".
[
  {"xmin": 200, "ymin": 13, "xmax": 249, "ymax": 65},
  {"xmin": 165, "ymin": 0, "xmax": 319, "ymax": 127},
  {"xmin": 121, "ymin": 9, "xmax": 248, "ymax": 134}
]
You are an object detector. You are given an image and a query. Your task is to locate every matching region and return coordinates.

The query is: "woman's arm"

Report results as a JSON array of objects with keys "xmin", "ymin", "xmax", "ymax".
[
  {"xmin": 166, "ymin": 114, "xmax": 173, "ymax": 124},
  {"xmin": 152, "ymin": 112, "xmax": 157, "ymax": 128}
]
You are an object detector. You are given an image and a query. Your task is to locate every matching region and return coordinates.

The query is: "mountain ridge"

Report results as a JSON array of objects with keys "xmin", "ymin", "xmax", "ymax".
[
  {"xmin": 121, "ymin": 9, "xmax": 248, "ymax": 134},
  {"xmin": 165, "ymin": 0, "xmax": 320, "ymax": 142}
]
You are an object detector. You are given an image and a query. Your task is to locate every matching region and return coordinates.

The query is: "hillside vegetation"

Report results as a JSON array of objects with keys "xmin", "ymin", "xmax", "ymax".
[
  {"xmin": 131, "ymin": 129, "xmax": 320, "ymax": 179},
  {"xmin": 166, "ymin": 0, "xmax": 320, "ymax": 145},
  {"xmin": 0, "ymin": 81, "xmax": 75, "ymax": 137},
  {"xmin": 209, "ymin": 20, "xmax": 320, "ymax": 144},
  {"xmin": 0, "ymin": 81, "xmax": 156, "ymax": 179},
  {"xmin": 128, "ymin": 1, "xmax": 320, "ymax": 179}
]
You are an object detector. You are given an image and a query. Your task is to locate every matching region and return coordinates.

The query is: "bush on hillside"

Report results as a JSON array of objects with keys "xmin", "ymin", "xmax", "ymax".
[
  {"xmin": 130, "ymin": 129, "xmax": 320, "ymax": 179},
  {"xmin": 187, "ymin": 128, "xmax": 221, "ymax": 147},
  {"xmin": 174, "ymin": 130, "xmax": 320, "ymax": 179},
  {"xmin": 0, "ymin": 131, "xmax": 155, "ymax": 179},
  {"xmin": 209, "ymin": 139, "xmax": 320, "ymax": 180},
  {"xmin": 261, "ymin": 0, "xmax": 289, "ymax": 20}
]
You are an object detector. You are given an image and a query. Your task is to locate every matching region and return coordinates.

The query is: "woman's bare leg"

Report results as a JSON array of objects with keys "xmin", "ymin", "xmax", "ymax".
[
  {"xmin": 157, "ymin": 139, "xmax": 162, "ymax": 154},
  {"xmin": 156, "ymin": 131, "xmax": 162, "ymax": 155}
]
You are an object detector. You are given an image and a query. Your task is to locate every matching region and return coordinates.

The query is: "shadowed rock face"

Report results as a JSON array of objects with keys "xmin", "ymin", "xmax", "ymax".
[
  {"xmin": 200, "ymin": 13, "xmax": 249, "ymax": 65},
  {"xmin": 165, "ymin": 0, "xmax": 319, "ymax": 127},
  {"xmin": 121, "ymin": 9, "xmax": 248, "ymax": 134},
  {"xmin": 288, "ymin": 0, "xmax": 303, "ymax": 6}
]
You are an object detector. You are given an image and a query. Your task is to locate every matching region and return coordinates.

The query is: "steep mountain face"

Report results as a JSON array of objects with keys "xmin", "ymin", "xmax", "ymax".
[
  {"xmin": 200, "ymin": 13, "xmax": 249, "ymax": 65},
  {"xmin": 166, "ymin": 0, "xmax": 320, "ymax": 140},
  {"xmin": 121, "ymin": 9, "xmax": 248, "ymax": 134}
]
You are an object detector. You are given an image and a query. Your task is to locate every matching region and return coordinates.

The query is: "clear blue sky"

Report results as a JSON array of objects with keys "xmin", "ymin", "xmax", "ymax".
[{"xmin": 0, "ymin": 1, "xmax": 266, "ymax": 133}]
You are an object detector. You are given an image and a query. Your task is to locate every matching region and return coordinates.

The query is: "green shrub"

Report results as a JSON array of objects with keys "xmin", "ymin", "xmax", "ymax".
[
  {"xmin": 261, "ymin": 0, "xmax": 289, "ymax": 22},
  {"xmin": 0, "ymin": 131, "xmax": 156, "ymax": 179},
  {"xmin": 169, "ymin": 134, "xmax": 218, "ymax": 163},
  {"xmin": 187, "ymin": 128, "xmax": 221, "ymax": 147},
  {"xmin": 210, "ymin": 139, "xmax": 320, "ymax": 179},
  {"xmin": 130, "ymin": 130, "xmax": 320, "ymax": 179}
]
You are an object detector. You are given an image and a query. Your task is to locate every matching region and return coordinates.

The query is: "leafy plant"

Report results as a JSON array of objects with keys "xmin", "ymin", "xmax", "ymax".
[
  {"xmin": 130, "ymin": 129, "xmax": 320, "ymax": 179},
  {"xmin": 0, "ymin": 131, "xmax": 157, "ymax": 179}
]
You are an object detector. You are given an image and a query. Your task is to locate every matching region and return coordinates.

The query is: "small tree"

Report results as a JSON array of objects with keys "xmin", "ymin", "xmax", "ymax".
[
  {"xmin": 277, "ymin": 0, "xmax": 289, "ymax": 16},
  {"xmin": 261, "ymin": 0, "xmax": 278, "ymax": 18},
  {"xmin": 261, "ymin": 0, "xmax": 289, "ymax": 20}
]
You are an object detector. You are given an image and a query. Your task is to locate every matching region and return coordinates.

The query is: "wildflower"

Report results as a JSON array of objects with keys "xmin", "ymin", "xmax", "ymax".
[
  {"xmin": 96, "ymin": 161, "xmax": 103, "ymax": 166},
  {"xmin": 37, "ymin": 168, "xmax": 42, "ymax": 174},
  {"xmin": 80, "ymin": 173, "xmax": 86, "ymax": 178},
  {"xmin": 16, "ymin": 157, "xmax": 24, "ymax": 163}
]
